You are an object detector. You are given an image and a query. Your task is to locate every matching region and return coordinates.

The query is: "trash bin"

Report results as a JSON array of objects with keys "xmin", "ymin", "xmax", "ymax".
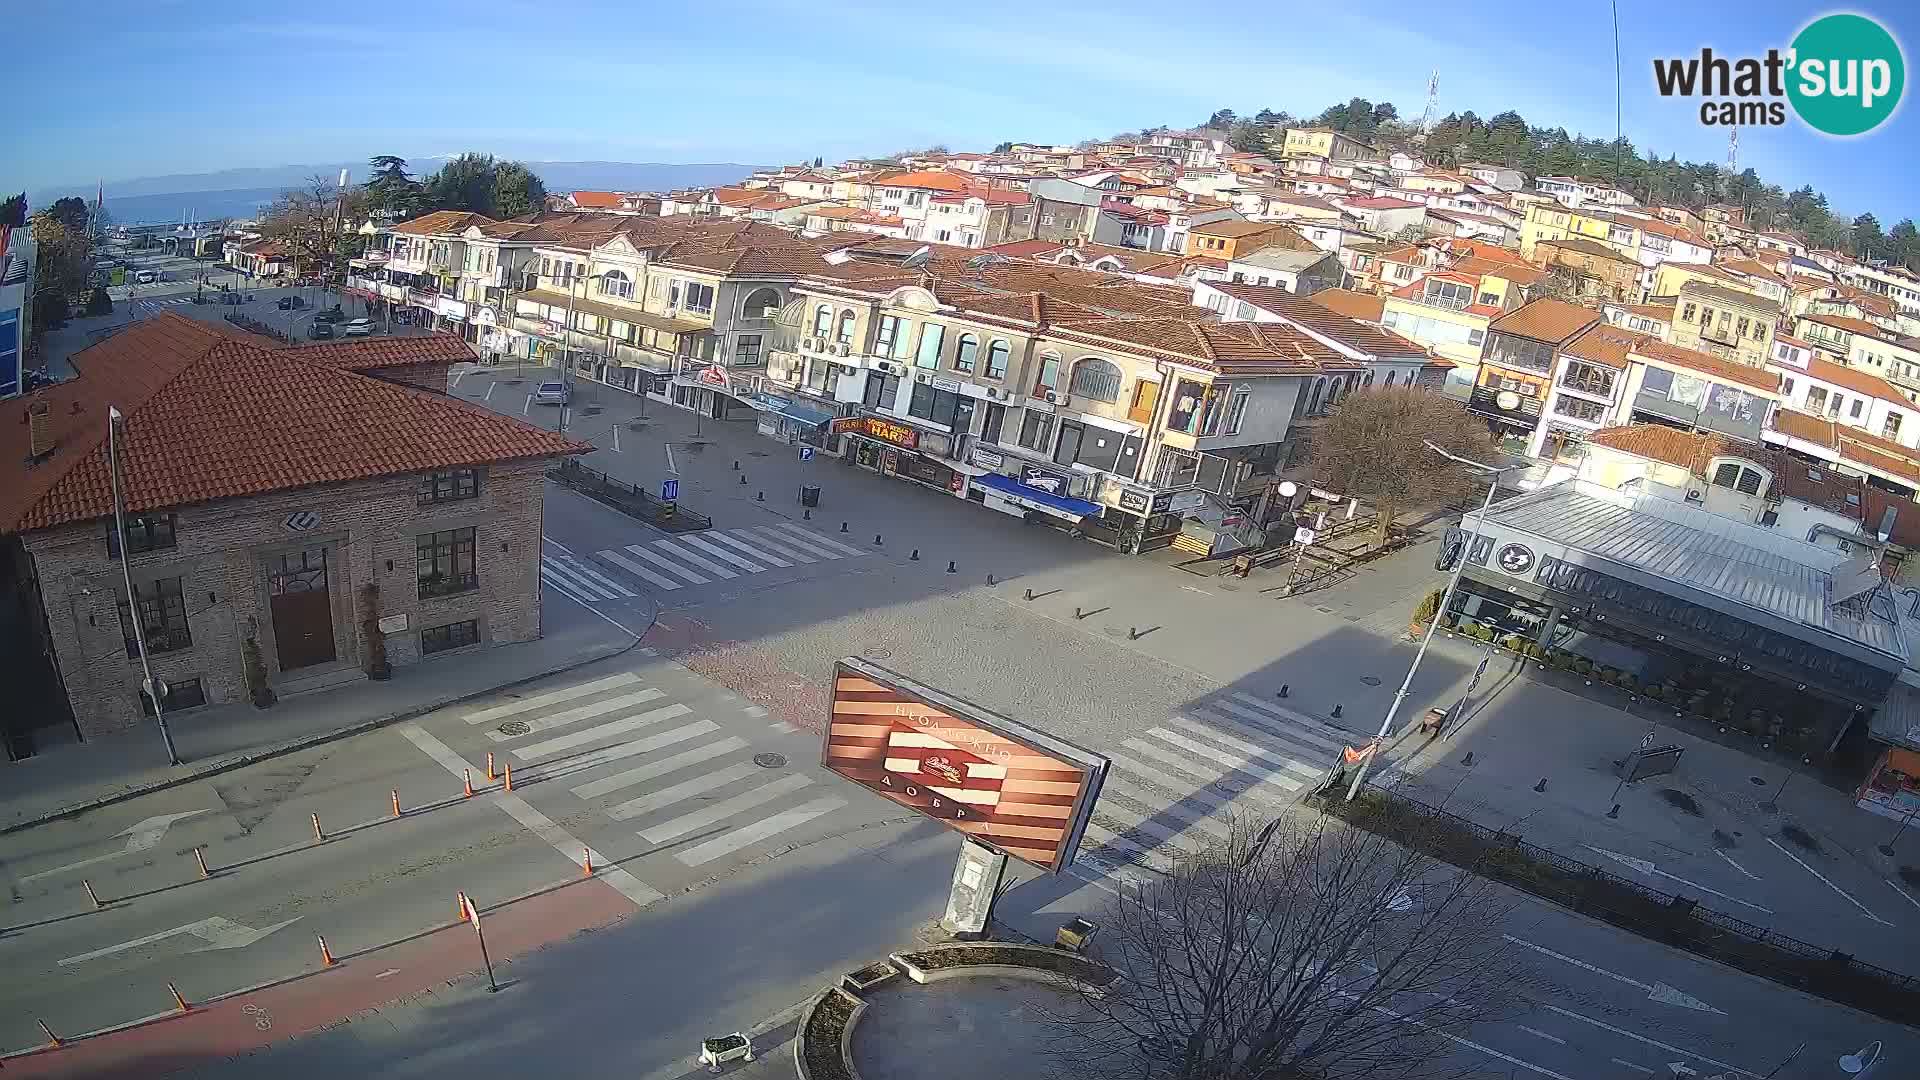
[{"xmin": 799, "ymin": 484, "xmax": 821, "ymax": 508}]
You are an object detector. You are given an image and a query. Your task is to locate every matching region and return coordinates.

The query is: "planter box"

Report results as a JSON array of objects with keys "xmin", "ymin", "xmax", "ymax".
[{"xmin": 841, "ymin": 961, "xmax": 899, "ymax": 994}]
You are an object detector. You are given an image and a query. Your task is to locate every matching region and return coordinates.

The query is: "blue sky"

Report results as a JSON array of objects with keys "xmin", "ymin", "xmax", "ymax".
[{"xmin": 8, "ymin": 1, "xmax": 1916, "ymax": 223}]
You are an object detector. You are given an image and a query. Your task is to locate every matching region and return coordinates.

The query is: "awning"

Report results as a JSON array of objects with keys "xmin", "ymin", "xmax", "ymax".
[
  {"xmin": 773, "ymin": 397, "xmax": 836, "ymax": 428},
  {"xmin": 518, "ymin": 289, "xmax": 710, "ymax": 335},
  {"xmin": 971, "ymin": 472, "xmax": 1102, "ymax": 521}
]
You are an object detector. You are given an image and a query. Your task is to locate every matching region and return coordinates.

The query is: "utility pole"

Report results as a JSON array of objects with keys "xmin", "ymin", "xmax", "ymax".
[{"xmin": 108, "ymin": 406, "xmax": 181, "ymax": 767}]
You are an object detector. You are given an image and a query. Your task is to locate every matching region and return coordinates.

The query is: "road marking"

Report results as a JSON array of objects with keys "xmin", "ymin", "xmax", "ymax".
[
  {"xmin": 679, "ymin": 534, "xmax": 765, "ymax": 573},
  {"xmin": 609, "ymin": 761, "xmax": 763, "ymax": 821},
  {"xmin": 1583, "ymin": 845, "xmax": 1773, "ymax": 913},
  {"xmin": 523, "ymin": 394, "xmax": 532, "ymax": 415},
  {"xmin": 21, "ymin": 809, "xmax": 214, "ymax": 882},
  {"xmin": 1888, "ymin": 877, "xmax": 1920, "ymax": 914},
  {"xmin": 745, "ymin": 706, "xmax": 768, "ymax": 717},
  {"xmin": 704, "ymin": 530, "xmax": 791, "ymax": 568},
  {"xmin": 1516, "ymin": 1026, "xmax": 1565, "ymax": 1045},
  {"xmin": 464, "ymin": 672, "xmax": 640, "ymax": 725},
  {"xmin": 752, "ymin": 526, "xmax": 841, "ymax": 561},
  {"xmin": 1611, "ymin": 1059, "xmax": 1656, "ymax": 1075},
  {"xmin": 541, "ymin": 565, "xmax": 599, "ymax": 605},
  {"xmin": 1763, "ymin": 836, "xmax": 1893, "ymax": 925},
  {"xmin": 484, "ymin": 688, "xmax": 665, "ymax": 741},
  {"xmin": 59, "ymin": 916, "xmax": 300, "ymax": 966},
  {"xmin": 770, "ymin": 522, "xmax": 864, "ymax": 558},
  {"xmin": 617, "ymin": 544, "xmax": 711, "ymax": 585},
  {"xmin": 1715, "ymin": 850, "xmax": 1761, "ymax": 880},
  {"xmin": 543, "ymin": 535, "xmax": 576, "ymax": 556},
  {"xmin": 374, "ymin": 968, "xmax": 401, "ymax": 979},
  {"xmin": 598, "ymin": 547, "xmax": 685, "ymax": 591},
  {"xmin": 640, "ymin": 773, "xmax": 815, "ymax": 843},
  {"xmin": 1538, "ymin": 1005, "xmax": 1759, "ymax": 1078},
  {"xmin": 570, "ymin": 732, "xmax": 742, "ymax": 800},
  {"xmin": 398, "ymin": 724, "xmax": 663, "ymax": 908},
  {"xmin": 611, "ymin": 425, "xmax": 621, "ymax": 453},
  {"xmin": 483, "ymin": 382, "xmax": 495, "ymax": 402},
  {"xmin": 513, "ymin": 704, "xmax": 694, "ymax": 762},
  {"xmin": 664, "ymin": 444, "xmax": 678, "ymax": 475},
  {"xmin": 1503, "ymin": 934, "xmax": 1724, "ymax": 1013},
  {"xmin": 675, "ymin": 796, "xmax": 847, "ymax": 866},
  {"xmin": 651, "ymin": 538, "xmax": 738, "ymax": 579},
  {"xmin": 735, "ymin": 527, "xmax": 817, "ymax": 564},
  {"xmin": 1156, "ymin": 721, "xmax": 1324, "ymax": 780}
]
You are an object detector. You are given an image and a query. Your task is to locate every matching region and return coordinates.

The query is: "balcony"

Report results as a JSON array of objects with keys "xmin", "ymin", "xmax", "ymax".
[
  {"xmin": 418, "ymin": 571, "xmax": 479, "ymax": 599},
  {"xmin": 126, "ymin": 625, "xmax": 193, "ymax": 657}
]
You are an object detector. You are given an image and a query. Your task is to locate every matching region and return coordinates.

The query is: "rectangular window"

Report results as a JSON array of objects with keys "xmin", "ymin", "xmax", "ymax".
[
  {"xmin": 1223, "ymin": 387, "xmax": 1251, "ymax": 435},
  {"xmin": 875, "ymin": 315, "xmax": 902, "ymax": 356},
  {"xmin": 982, "ymin": 402, "xmax": 1006, "ymax": 444},
  {"xmin": 1805, "ymin": 386, "xmax": 1828, "ymax": 413},
  {"xmin": 683, "ymin": 282, "xmax": 715, "ymax": 315},
  {"xmin": 1885, "ymin": 413, "xmax": 1905, "ymax": 441},
  {"xmin": 417, "ymin": 528, "xmax": 479, "ymax": 598},
  {"xmin": 107, "ymin": 513, "xmax": 177, "ymax": 558},
  {"xmin": 863, "ymin": 373, "xmax": 902, "ymax": 410},
  {"xmin": 907, "ymin": 383, "xmax": 961, "ymax": 426},
  {"xmin": 421, "ymin": 619, "xmax": 480, "ymax": 655},
  {"xmin": 1851, "ymin": 398, "xmax": 1865, "ymax": 419},
  {"xmin": 914, "ymin": 323, "xmax": 945, "ymax": 370},
  {"xmin": 1017, "ymin": 410, "xmax": 1055, "ymax": 453},
  {"xmin": 417, "ymin": 469, "xmax": 480, "ymax": 506},
  {"xmin": 734, "ymin": 335, "xmax": 763, "ymax": 366},
  {"xmin": 118, "ymin": 576, "xmax": 191, "ymax": 656},
  {"xmin": 140, "ymin": 676, "xmax": 206, "ymax": 715}
]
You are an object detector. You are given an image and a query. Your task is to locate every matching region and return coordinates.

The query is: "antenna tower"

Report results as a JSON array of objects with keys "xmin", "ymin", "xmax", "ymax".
[{"xmin": 1419, "ymin": 70, "xmax": 1440, "ymax": 132}]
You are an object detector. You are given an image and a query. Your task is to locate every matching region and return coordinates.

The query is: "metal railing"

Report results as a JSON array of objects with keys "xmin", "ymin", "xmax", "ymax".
[
  {"xmin": 547, "ymin": 459, "xmax": 712, "ymax": 533},
  {"xmin": 1320, "ymin": 783, "xmax": 1920, "ymax": 1024}
]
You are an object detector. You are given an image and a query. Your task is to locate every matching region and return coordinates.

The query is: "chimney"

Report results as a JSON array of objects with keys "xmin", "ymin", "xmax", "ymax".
[{"xmin": 27, "ymin": 400, "xmax": 53, "ymax": 459}]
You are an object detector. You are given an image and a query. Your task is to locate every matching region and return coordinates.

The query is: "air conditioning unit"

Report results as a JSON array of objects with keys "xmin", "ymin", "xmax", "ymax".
[
  {"xmin": 801, "ymin": 337, "xmax": 817, "ymax": 352},
  {"xmin": 1045, "ymin": 390, "xmax": 1065, "ymax": 405},
  {"xmin": 1685, "ymin": 488, "xmax": 1705, "ymax": 503},
  {"xmin": 836, "ymin": 343, "xmax": 851, "ymax": 357},
  {"xmin": 984, "ymin": 387, "xmax": 1000, "ymax": 400},
  {"xmin": 916, "ymin": 372, "xmax": 932, "ymax": 384}
]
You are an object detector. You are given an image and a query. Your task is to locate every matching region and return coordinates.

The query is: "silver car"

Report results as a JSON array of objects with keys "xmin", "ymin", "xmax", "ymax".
[
  {"xmin": 533, "ymin": 381, "xmax": 572, "ymax": 406},
  {"xmin": 342, "ymin": 318, "xmax": 373, "ymax": 337}
]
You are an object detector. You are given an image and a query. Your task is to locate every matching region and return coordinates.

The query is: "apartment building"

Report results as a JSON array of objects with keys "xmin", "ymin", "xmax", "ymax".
[
  {"xmin": 1280, "ymin": 128, "xmax": 1374, "ymax": 163},
  {"xmin": 0, "ymin": 221, "xmax": 34, "ymax": 399},
  {"xmin": 1671, "ymin": 280, "xmax": 1778, "ymax": 366},
  {"xmin": 1471, "ymin": 299, "xmax": 1602, "ymax": 440}
]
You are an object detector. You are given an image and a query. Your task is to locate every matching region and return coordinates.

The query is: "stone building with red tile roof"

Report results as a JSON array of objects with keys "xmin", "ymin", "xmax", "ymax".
[{"xmin": 2, "ymin": 314, "xmax": 587, "ymax": 743}]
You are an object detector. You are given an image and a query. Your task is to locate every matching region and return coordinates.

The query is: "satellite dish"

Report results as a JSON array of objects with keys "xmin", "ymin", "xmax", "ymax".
[
  {"xmin": 1277, "ymin": 481, "xmax": 1298, "ymax": 498},
  {"xmin": 966, "ymin": 253, "xmax": 1010, "ymax": 271},
  {"xmin": 900, "ymin": 245, "xmax": 932, "ymax": 269}
]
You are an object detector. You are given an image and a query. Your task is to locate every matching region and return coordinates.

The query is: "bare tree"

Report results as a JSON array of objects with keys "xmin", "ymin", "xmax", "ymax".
[
  {"xmin": 1308, "ymin": 385, "xmax": 1496, "ymax": 547},
  {"xmin": 1041, "ymin": 816, "xmax": 1526, "ymax": 1080}
]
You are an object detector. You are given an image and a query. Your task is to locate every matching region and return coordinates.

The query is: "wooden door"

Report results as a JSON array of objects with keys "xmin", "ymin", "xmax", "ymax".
[{"xmin": 269, "ymin": 548, "xmax": 335, "ymax": 671}]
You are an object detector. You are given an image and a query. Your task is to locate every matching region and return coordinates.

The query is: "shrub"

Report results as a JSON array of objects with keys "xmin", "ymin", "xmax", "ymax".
[{"xmin": 1411, "ymin": 588, "xmax": 1443, "ymax": 625}]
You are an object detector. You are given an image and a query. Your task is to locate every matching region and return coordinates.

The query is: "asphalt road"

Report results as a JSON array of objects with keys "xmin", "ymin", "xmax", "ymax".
[{"xmin": 5, "ymin": 362, "xmax": 1915, "ymax": 1074}]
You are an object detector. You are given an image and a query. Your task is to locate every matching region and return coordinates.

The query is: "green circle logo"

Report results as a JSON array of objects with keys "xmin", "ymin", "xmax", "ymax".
[{"xmin": 1788, "ymin": 13, "xmax": 1905, "ymax": 136}]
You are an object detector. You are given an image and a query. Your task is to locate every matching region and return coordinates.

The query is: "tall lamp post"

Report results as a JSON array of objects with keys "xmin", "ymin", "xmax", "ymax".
[
  {"xmin": 1344, "ymin": 442, "xmax": 1519, "ymax": 801},
  {"xmin": 108, "ymin": 406, "xmax": 181, "ymax": 767}
]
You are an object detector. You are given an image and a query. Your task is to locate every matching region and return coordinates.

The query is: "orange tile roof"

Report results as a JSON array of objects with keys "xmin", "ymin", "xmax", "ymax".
[
  {"xmin": 1488, "ymin": 298, "xmax": 1602, "ymax": 343},
  {"xmin": 2, "ymin": 314, "xmax": 586, "ymax": 535},
  {"xmin": 1309, "ymin": 288, "xmax": 1385, "ymax": 323},
  {"xmin": 871, "ymin": 170, "xmax": 973, "ymax": 193},
  {"xmin": 286, "ymin": 334, "xmax": 475, "ymax": 371},
  {"xmin": 391, "ymin": 210, "xmax": 495, "ymax": 235},
  {"xmin": 1631, "ymin": 339, "xmax": 1782, "ymax": 393},
  {"xmin": 1801, "ymin": 312, "xmax": 1883, "ymax": 338},
  {"xmin": 1803, "ymin": 356, "xmax": 1909, "ymax": 403},
  {"xmin": 1563, "ymin": 323, "xmax": 1648, "ymax": 369},
  {"xmin": 1251, "ymin": 293, "xmax": 1423, "ymax": 357},
  {"xmin": 1190, "ymin": 219, "xmax": 1285, "ymax": 239},
  {"xmin": 568, "ymin": 191, "xmax": 624, "ymax": 209}
]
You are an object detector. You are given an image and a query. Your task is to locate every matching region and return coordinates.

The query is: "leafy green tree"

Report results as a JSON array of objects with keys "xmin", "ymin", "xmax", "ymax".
[
  {"xmin": 992, "ymin": 141, "xmax": 1014, "ymax": 153},
  {"xmin": 1888, "ymin": 219, "xmax": 1920, "ymax": 269},
  {"xmin": 425, "ymin": 153, "xmax": 498, "ymax": 214},
  {"xmin": 48, "ymin": 196, "xmax": 90, "ymax": 234},
  {"xmin": 812, "ymin": 155, "xmax": 824, "ymax": 168},
  {"xmin": 1204, "ymin": 109, "xmax": 1237, "ymax": 131},
  {"xmin": 83, "ymin": 286, "xmax": 112, "ymax": 316},
  {"xmin": 363, "ymin": 155, "xmax": 423, "ymax": 219},
  {"xmin": 30, "ymin": 213, "xmax": 91, "ymax": 299},
  {"xmin": 0, "ymin": 193, "xmax": 25, "ymax": 228},
  {"xmin": 1225, "ymin": 120, "xmax": 1267, "ymax": 154},
  {"xmin": 493, "ymin": 161, "xmax": 547, "ymax": 218},
  {"xmin": 1853, "ymin": 213, "xmax": 1884, "ymax": 259}
]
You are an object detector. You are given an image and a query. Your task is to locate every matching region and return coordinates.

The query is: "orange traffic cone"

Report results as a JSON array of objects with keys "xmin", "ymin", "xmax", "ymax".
[{"xmin": 319, "ymin": 935, "xmax": 336, "ymax": 967}]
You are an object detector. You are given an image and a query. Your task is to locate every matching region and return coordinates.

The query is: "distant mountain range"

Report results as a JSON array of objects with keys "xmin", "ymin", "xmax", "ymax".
[{"xmin": 30, "ymin": 158, "xmax": 764, "ymax": 208}]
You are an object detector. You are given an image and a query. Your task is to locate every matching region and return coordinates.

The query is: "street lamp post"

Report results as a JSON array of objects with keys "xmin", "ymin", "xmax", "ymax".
[
  {"xmin": 108, "ymin": 406, "xmax": 181, "ymax": 768},
  {"xmin": 1344, "ymin": 442, "xmax": 1518, "ymax": 801}
]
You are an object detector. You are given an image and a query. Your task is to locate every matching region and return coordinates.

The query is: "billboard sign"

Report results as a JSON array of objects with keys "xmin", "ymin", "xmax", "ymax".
[{"xmin": 822, "ymin": 658, "xmax": 1108, "ymax": 873}]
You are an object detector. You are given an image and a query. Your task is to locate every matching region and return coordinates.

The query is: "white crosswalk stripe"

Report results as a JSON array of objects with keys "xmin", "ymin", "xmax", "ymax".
[
  {"xmin": 772, "ymin": 523, "xmax": 865, "ymax": 558},
  {"xmin": 703, "ymin": 530, "xmax": 792, "ymax": 567},
  {"xmin": 650, "ymin": 537, "xmax": 738, "ymax": 579},
  {"xmin": 616, "ymin": 544, "xmax": 711, "ymax": 584},
  {"xmin": 597, "ymin": 547, "xmax": 684, "ymax": 591},
  {"xmin": 463, "ymin": 673, "xmax": 862, "ymax": 875},
  {"xmin": 677, "ymin": 533, "xmax": 766, "ymax": 573},
  {"xmin": 540, "ymin": 554, "xmax": 632, "ymax": 602},
  {"xmin": 571, "ymin": 526, "xmax": 873, "ymax": 596},
  {"xmin": 731, "ymin": 527, "xmax": 817, "ymax": 564},
  {"xmin": 1068, "ymin": 696, "xmax": 1342, "ymax": 891}
]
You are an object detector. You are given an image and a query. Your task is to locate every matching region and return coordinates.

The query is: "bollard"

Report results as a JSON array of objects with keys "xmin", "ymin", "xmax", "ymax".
[
  {"xmin": 503, "ymin": 762, "xmax": 513, "ymax": 792},
  {"xmin": 987, "ymin": 573, "xmax": 996, "ymax": 586},
  {"xmin": 841, "ymin": 521, "xmax": 849, "ymax": 533},
  {"xmin": 1331, "ymin": 704, "xmax": 1343, "ymax": 719},
  {"xmin": 946, "ymin": 560, "xmax": 956, "ymax": 574},
  {"xmin": 319, "ymin": 935, "xmax": 336, "ymax": 967},
  {"xmin": 910, "ymin": 549, "xmax": 919, "ymax": 561},
  {"xmin": 392, "ymin": 789, "xmax": 402, "ymax": 817},
  {"xmin": 1129, "ymin": 627, "xmax": 1140, "ymax": 641},
  {"xmin": 37, "ymin": 1019, "xmax": 61, "ymax": 1048},
  {"xmin": 1461, "ymin": 752, "xmax": 1475, "ymax": 767},
  {"xmin": 312, "ymin": 812, "xmax": 326, "ymax": 843},
  {"xmin": 738, "ymin": 474, "xmax": 747, "ymax": 485},
  {"xmin": 733, "ymin": 460, "xmax": 740, "ymax": 470},
  {"xmin": 1074, "ymin": 606, "xmax": 1084, "ymax": 620},
  {"xmin": 1024, "ymin": 588, "xmax": 1034, "ymax": 601},
  {"xmin": 168, "ymin": 982, "xmax": 191, "ymax": 1013},
  {"xmin": 1534, "ymin": 778, "xmax": 1548, "ymax": 793},
  {"xmin": 583, "ymin": 847, "xmax": 595, "ymax": 876},
  {"xmin": 83, "ymin": 879, "xmax": 103, "ymax": 910},
  {"xmin": 487, "ymin": 751, "xmax": 497, "ymax": 781},
  {"xmin": 1278, "ymin": 684, "xmax": 1289, "ymax": 698},
  {"xmin": 1607, "ymin": 804, "xmax": 1621, "ymax": 819},
  {"xmin": 803, "ymin": 508, "xmax": 811, "ymax": 520},
  {"xmin": 464, "ymin": 769, "xmax": 474, "ymax": 798},
  {"xmin": 757, "ymin": 491, "xmax": 764, "ymax": 502},
  {"xmin": 195, "ymin": 847, "xmax": 211, "ymax": 879}
]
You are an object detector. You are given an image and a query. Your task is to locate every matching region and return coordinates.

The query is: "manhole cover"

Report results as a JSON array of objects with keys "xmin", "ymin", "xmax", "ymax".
[
  {"xmin": 1360, "ymin": 676, "xmax": 1382, "ymax": 686},
  {"xmin": 497, "ymin": 720, "xmax": 530, "ymax": 737},
  {"xmin": 754, "ymin": 753, "xmax": 787, "ymax": 768},
  {"xmin": 1749, "ymin": 775, "xmax": 1769, "ymax": 786},
  {"xmin": 1659, "ymin": 789, "xmax": 1702, "ymax": 817},
  {"xmin": 866, "ymin": 646, "xmax": 894, "ymax": 659}
]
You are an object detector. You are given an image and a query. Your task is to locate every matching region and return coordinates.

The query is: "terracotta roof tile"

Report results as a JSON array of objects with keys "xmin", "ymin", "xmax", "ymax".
[
  {"xmin": 1, "ymin": 314, "xmax": 585, "ymax": 534},
  {"xmin": 1309, "ymin": 288, "xmax": 1385, "ymax": 323},
  {"xmin": 1802, "ymin": 356, "xmax": 1909, "ymax": 404},
  {"xmin": 1488, "ymin": 299, "xmax": 1602, "ymax": 343},
  {"xmin": 1563, "ymin": 323, "xmax": 1648, "ymax": 369},
  {"xmin": 1632, "ymin": 339, "xmax": 1782, "ymax": 393},
  {"xmin": 286, "ymin": 334, "xmax": 474, "ymax": 370},
  {"xmin": 1240, "ymin": 292, "xmax": 1423, "ymax": 357},
  {"xmin": 391, "ymin": 210, "xmax": 495, "ymax": 236}
]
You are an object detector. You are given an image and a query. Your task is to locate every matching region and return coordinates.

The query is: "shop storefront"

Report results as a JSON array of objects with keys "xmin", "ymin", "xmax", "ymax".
[
  {"xmin": 1857, "ymin": 746, "xmax": 1920, "ymax": 823},
  {"xmin": 1102, "ymin": 483, "xmax": 1186, "ymax": 553},
  {"xmin": 970, "ymin": 460, "xmax": 1103, "ymax": 525},
  {"xmin": 746, "ymin": 392, "xmax": 838, "ymax": 447},
  {"xmin": 834, "ymin": 415, "xmax": 967, "ymax": 497}
]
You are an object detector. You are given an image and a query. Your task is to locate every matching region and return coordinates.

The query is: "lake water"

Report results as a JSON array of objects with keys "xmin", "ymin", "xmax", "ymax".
[{"xmin": 106, "ymin": 187, "xmax": 282, "ymax": 226}]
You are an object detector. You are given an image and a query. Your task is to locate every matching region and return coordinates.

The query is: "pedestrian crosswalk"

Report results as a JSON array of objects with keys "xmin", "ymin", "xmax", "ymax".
[
  {"xmin": 541, "ymin": 523, "xmax": 866, "ymax": 603},
  {"xmin": 463, "ymin": 672, "xmax": 847, "ymax": 869},
  {"xmin": 1073, "ymin": 691, "xmax": 1349, "ymax": 888}
]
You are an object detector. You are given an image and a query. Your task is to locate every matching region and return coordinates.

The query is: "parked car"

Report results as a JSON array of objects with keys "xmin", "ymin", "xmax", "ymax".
[
  {"xmin": 133, "ymin": 270, "xmax": 159, "ymax": 284},
  {"xmin": 276, "ymin": 296, "xmax": 294, "ymax": 310},
  {"xmin": 308, "ymin": 321, "xmax": 336, "ymax": 340},
  {"xmin": 533, "ymin": 381, "xmax": 572, "ymax": 406},
  {"xmin": 342, "ymin": 318, "xmax": 373, "ymax": 337},
  {"xmin": 314, "ymin": 305, "xmax": 346, "ymax": 323}
]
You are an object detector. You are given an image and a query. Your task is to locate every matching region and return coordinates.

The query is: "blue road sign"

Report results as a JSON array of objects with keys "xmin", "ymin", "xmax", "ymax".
[
  {"xmin": 799, "ymin": 446, "xmax": 815, "ymax": 462},
  {"xmin": 661, "ymin": 478, "xmax": 679, "ymax": 501}
]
